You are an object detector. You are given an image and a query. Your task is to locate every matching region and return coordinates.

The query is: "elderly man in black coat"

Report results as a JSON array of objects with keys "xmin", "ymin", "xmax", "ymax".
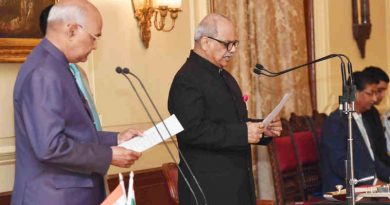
[{"xmin": 168, "ymin": 13, "xmax": 282, "ymax": 205}]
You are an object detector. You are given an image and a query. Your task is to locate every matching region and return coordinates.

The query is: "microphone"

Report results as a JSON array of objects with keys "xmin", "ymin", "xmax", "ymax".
[
  {"xmin": 115, "ymin": 66, "xmax": 123, "ymax": 74},
  {"xmin": 253, "ymin": 64, "xmax": 275, "ymax": 77},
  {"xmin": 253, "ymin": 54, "xmax": 341, "ymax": 77},
  {"xmin": 116, "ymin": 67, "xmax": 208, "ymax": 205},
  {"xmin": 254, "ymin": 54, "xmax": 357, "ymax": 204},
  {"xmin": 338, "ymin": 54, "xmax": 356, "ymax": 103},
  {"xmin": 115, "ymin": 67, "xmax": 131, "ymax": 75},
  {"xmin": 252, "ymin": 54, "xmax": 354, "ymax": 112}
]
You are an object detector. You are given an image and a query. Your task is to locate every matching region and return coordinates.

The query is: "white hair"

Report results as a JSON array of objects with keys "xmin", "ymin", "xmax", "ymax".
[
  {"xmin": 47, "ymin": 3, "xmax": 87, "ymax": 26},
  {"xmin": 194, "ymin": 23, "xmax": 217, "ymax": 41},
  {"xmin": 194, "ymin": 13, "xmax": 230, "ymax": 41}
]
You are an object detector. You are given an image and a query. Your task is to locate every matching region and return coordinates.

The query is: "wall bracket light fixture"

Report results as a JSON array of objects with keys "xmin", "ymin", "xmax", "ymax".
[
  {"xmin": 132, "ymin": 0, "xmax": 182, "ymax": 48},
  {"xmin": 352, "ymin": 0, "xmax": 371, "ymax": 58}
]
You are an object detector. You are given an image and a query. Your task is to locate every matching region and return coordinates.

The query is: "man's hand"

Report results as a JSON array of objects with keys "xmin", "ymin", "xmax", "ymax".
[
  {"xmin": 264, "ymin": 118, "xmax": 282, "ymax": 137},
  {"xmin": 117, "ymin": 128, "xmax": 143, "ymax": 145},
  {"xmin": 247, "ymin": 122, "xmax": 264, "ymax": 144},
  {"xmin": 374, "ymin": 179, "xmax": 386, "ymax": 186},
  {"xmin": 111, "ymin": 146, "xmax": 142, "ymax": 168}
]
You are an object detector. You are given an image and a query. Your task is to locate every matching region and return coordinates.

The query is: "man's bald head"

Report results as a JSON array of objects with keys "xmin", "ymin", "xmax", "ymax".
[
  {"xmin": 193, "ymin": 13, "xmax": 237, "ymax": 68},
  {"xmin": 194, "ymin": 13, "xmax": 233, "ymax": 42},
  {"xmin": 46, "ymin": 0, "xmax": 103, "ymax": 63},
  {"xmin": 47, "ymin": 0, "xmax": 101, "ymax": 29}
]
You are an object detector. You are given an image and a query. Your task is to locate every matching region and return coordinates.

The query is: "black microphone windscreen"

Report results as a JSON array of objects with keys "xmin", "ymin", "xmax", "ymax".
[
  {"xmin": 115, "ymin": 67, "xmax": 123, "ymax": 74},
  {"xmin": 123, "ymin": 67, "xmax": 130, "ymax": 74},
  {"xmin": 255, "ymin": 64, "xmax": 264, "ymax": 70},
  {"xmin": 253, "ymin": 68, "xmax": 261, "ymax": 75}
]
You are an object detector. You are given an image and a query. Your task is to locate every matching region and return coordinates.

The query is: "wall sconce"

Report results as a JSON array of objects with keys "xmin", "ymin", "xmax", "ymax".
[
  {"xmin": 352, "ymin": 0, "xmax": 371, "ymax": 58},
  {"xmin": 132, "ymin": 0, "xmax": 182, "ymax": 48}
]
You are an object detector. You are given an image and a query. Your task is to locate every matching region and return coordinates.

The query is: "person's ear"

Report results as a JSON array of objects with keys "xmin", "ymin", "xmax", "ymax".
[
  {"xmin": 199, "ymin": 36, "xmax": 210, "ymax": 51},
  {"xmin": 66, "ymin": 23, "xmax": 79, "ymax": 39},
  {"xmin": 355, "ymin": 91, "xmax": 361, "ymax": 101}
]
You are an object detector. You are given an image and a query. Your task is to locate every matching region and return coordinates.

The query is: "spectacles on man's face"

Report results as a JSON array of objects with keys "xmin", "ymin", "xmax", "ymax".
[
  {"xmin": 206, "ymin": 36, "xmax": 239, "ymax": 51},
  {"xmin": 363, "ymin": 90, "xmax": 378, "ymax": 97},
  {"xmin": 77, "ymin": 24, "xmax": 100, "ymax": 43}
]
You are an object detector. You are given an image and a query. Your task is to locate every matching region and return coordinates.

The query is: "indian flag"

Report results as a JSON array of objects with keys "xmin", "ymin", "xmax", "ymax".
[
  {"xmin": 101, "ymin": 173, "xmax": 127, "ymax": 205},
  {"xmin": 126, "ymin": 172, "xmax": 136, "ymax": 205}
]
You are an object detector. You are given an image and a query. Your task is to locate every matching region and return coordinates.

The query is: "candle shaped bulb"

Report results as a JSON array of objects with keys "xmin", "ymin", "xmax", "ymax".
[{"xmin": 361, "ymin": 0, "xmax": 370, "ymax": 24}]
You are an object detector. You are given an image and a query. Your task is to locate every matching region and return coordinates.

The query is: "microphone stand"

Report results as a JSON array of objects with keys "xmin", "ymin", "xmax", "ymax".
[
  {"xmin": 339, "ymin": 55, "xmax": 357, "ymax": 205},
  {"xmin": 254, "ymin": 54, "xmax": 356, "ymax": 205},
  {"xmin": 116, "ymin": 67, "xmax": 208, "ymax": 205}
]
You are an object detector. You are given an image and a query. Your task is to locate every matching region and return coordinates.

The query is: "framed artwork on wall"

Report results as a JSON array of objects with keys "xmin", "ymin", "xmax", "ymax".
[{"xmin": 0, "ymin": 0, "xmax": 57, "ymax": 63}]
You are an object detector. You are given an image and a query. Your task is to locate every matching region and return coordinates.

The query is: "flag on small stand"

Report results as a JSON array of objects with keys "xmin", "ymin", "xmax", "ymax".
[
  {"xmin": 101, "ymin": 173, "xmax": 127, "ymax": 205},
  {"xmin": 126, "ymin": 172, "xmax": 136, "ymax": 205}
]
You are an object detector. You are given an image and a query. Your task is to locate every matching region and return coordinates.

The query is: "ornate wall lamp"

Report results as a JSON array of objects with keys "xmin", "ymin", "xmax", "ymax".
[
  {"xmin": 132, "ymin": 0, "xmax": 182, "ymax": 48},
  {"xmin": 352, "ymin": 0, "xmax": 371, "ymax": 58}
]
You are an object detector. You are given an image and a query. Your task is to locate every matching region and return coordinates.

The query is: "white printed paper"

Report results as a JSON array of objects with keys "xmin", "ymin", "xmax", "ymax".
[
  {"xmin": 119, "ymin": 114, "xmax": 184, "ymax": 152},
  {"xmin": 262, "ymin": 93, "xmax": 291, "ymax": 127}
]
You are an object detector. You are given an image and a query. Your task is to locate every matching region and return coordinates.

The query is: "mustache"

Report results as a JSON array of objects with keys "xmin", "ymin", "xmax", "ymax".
[{"xmin": 223, "ymin": 53, "xmax": 233, "ymax": 58}]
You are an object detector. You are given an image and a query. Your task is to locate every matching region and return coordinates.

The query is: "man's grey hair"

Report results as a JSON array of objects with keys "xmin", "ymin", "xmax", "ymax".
[
  {"xmin": 194, "ymin": 13, "xmax": 231, "ymax": 41},
  {"xmin": 47, "ymin": 3, "xmax": 87, "ymax": 26}
]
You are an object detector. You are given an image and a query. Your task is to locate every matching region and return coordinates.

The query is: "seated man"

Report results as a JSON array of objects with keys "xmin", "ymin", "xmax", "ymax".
[
  {"xmin": 362, "ymin": 66, "xmax": 390, "ymax": 166},
  {"xmin": 320, "ymin": 71, "xmax": 390, "ymax": 193}
]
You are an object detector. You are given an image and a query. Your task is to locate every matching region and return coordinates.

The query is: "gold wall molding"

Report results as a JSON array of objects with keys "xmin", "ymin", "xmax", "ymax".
[
  {"xmin": 0, "ymin": 145, "xmax": 15, "ymax": 165},
  {"xmin": 0, "ymin": 38, "xmax": 41, "ymax": 63}
]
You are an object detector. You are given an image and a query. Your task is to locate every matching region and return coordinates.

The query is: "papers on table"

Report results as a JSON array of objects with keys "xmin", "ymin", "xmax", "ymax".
[
  {"xmin": 262, "ymin": 93, "xmax": 291, "ymax": 127},
  {"xmin": 119, "ymin": 114, "xmax": 184, "ymax": 152}
]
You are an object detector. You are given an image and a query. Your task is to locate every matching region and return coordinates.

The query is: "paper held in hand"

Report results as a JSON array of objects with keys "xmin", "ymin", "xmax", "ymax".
[
  {"xmin": 119, "ymin": 114, "xmax": 184, "ymax": 152},
  {"xmin": 262, "ymin": 93, "xmax": 291, "ymax": 127}
]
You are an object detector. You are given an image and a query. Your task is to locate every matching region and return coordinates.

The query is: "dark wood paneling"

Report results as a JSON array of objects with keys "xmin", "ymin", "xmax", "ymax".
[{"xmin": 0, "ymin": 191, "xmax": 11, "ymax": 205}]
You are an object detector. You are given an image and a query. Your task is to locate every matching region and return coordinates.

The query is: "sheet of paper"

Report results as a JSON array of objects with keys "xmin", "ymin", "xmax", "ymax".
[
  {"xmin": 119, "ymin": 114, "xmax": 184, "ymax": 152},
  {"xmin": 262, "ymin": 93, "xmax": 291, "ymax": 127}
]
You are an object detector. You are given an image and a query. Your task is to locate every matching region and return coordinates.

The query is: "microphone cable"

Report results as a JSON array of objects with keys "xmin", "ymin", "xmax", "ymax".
[
  {"xmin": 253, "ymin": 54, "xmax": 340, "ymax": 77},
  {"xmin": 120, "ymin": 67, "xmax": 208, "ymax": 205},
  {"xmin": 253, "ymin": 54, "xmax": 357, "ymax": 205},
  {"xmin": 116, "ymin": 67, "xmax": 208, "ymax": 205},
  {"xmin": 252, "ymin": 54, "xmax": 353, "ymax": 114}
]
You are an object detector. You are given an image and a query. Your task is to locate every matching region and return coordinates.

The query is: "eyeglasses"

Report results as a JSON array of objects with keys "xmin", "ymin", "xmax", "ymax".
[
  {"xmin": 363, "ymin": 91, "xmax": 377, "ymax": 97},
  {"xmin": 206, "ymin": 36, "xmax": 239, "ymax": 51},
  {"xmin": 77, "ymin": 24, "xmax": 100, "ymax": 42}
]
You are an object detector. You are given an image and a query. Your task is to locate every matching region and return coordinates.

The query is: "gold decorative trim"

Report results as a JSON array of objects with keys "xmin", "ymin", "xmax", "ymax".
[
  {"xmin": 0, "ymin": 145, "xmax": 15, "ymax": 165},
  {"xmin": 0, "ymin": 159, "xmax": 15, "ymax": 166},
  {"xmin": 0, "ymin": 38, "xmax": 41, "ymax": 63}
]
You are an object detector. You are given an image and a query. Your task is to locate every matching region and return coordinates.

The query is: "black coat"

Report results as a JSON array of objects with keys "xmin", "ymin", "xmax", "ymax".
[
  {"xmin": 320, "ymin": 110, "xmax": 390, "ymax": 193},
  {"xmin": 168, "ymin": 51, "xmax": 270, "ymax": 205},
  {"xmin": 363, "ymin": 107, "xmax": 390, "ymax": 166}
]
